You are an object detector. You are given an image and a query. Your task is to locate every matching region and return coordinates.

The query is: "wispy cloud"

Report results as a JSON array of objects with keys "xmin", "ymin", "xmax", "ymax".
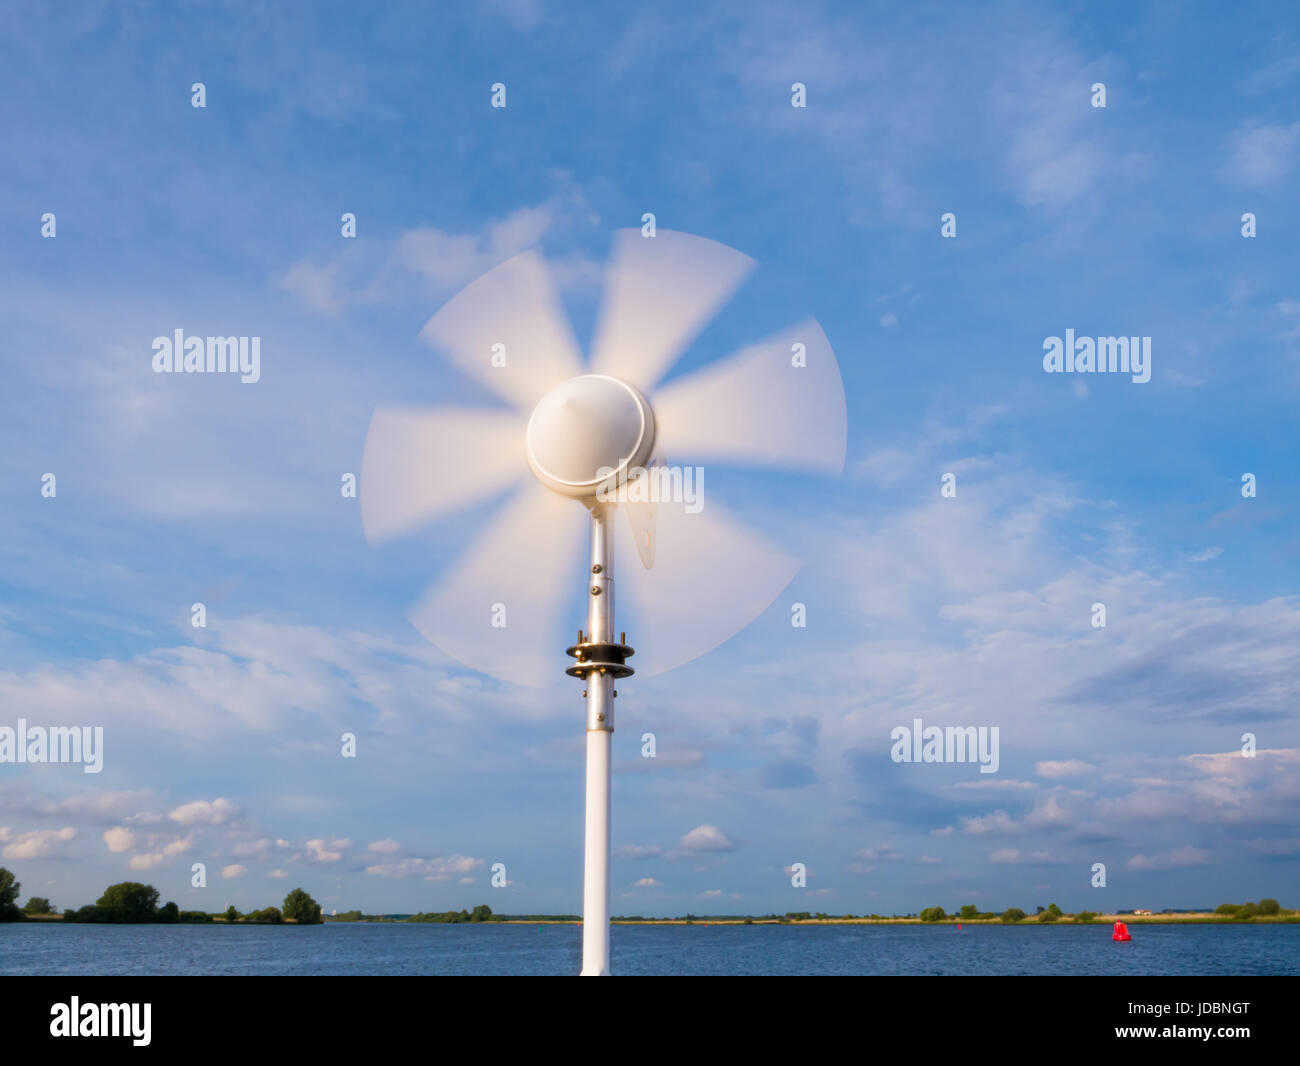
[{"xmin": 1219, "ymin": 122, "xmax": 1300, "ymax": 186}]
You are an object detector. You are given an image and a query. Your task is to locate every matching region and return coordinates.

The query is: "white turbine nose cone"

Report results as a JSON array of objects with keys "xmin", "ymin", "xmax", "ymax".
[{"xmin": 526, "ymin": 374, "xmax": 655, "ymax": 498}]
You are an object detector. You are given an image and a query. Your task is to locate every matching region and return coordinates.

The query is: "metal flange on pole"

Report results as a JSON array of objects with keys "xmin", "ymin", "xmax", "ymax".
[{"xmin": 568, "ymin": 504, "xmax": 634, "ymax": 976}]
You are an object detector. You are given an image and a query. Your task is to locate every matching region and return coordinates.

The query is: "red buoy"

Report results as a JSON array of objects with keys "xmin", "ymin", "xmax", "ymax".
[{"xmin": 1112, "ymin": 920, "xmax": 1131, "ymax": 942}]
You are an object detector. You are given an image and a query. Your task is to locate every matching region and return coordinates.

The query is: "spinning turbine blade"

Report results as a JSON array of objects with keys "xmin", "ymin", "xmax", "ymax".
[
  {"xmin": 615, "ymin": 499, "xmax": 800, "ymax": 676},
  {"xmin": 407, "ymin": 482, "xmax": 585, "ymax": 686},
  {"xmin": 589, "ymin": 229, "xmax": 755, "ymax": 390},
  {"xmin": 420, "ymin": 250, "xmax": 583, "ymax": 411},
  {"xmin": 623, "ymin": 454, "xmax": 665, "ymax": 569},
  {"xmin": 651, "ymin": 319, "xmax": 846, "ymax": 475},
  {"xmin": 361, "ymin": 406, "xmax": 525, "ymax": 543}
]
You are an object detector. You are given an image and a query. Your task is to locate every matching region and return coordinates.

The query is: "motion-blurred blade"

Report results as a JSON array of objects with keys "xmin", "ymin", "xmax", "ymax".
[
  {"xmin": 589, "ymin": 229, "xmax": 755, "ymax": 390},
  {"xmin": 614, "ymin": 498, "xmax": 799, "ymax": 676},
  {"xmin": 623, "ymin": 454, "xmax": 665, "ymax": 569},
  {"xmin": 361, "ymin": 406, "xmax": 526, "ymax": 543},
  {"xmin": 650, "ymin": 319, "xmax": 846, "ymax": 475},
  {"xmin": 408, "ymin": 483, "xmax": 585, "ymax": 685},
  {"xmin": 419, "ymin": 250, "xmax": 583, "ymax": 411}
]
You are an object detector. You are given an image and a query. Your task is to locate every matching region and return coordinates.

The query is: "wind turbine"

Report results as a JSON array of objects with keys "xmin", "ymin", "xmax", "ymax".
[{"xmin": 360, "ymin": 229, "xmax": 846, "ymax": 975}]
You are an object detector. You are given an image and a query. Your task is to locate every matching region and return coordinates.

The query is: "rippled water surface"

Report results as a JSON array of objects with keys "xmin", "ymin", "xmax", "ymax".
[{"xmin": 4, "ymin": 921, "xmax": 1297, "ymax": 976}]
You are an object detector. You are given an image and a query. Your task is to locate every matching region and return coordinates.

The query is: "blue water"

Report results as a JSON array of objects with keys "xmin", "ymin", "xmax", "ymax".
[{"xmin": 3, "ymin": 922, "xmax": 1297, "ymax": 975}]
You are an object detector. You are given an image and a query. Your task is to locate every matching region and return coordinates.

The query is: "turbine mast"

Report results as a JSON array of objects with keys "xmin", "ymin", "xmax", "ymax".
[{"xmin": 567, "ymin": 503, "xmax": 634, "ymax": 976}]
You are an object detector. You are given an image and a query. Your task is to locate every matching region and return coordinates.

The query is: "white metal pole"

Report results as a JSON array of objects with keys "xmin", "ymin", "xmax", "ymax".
[
  {"xmin": 580, "ymin": 505, "xmax": 614, "ymax": 976},
  {"xmin": 580, "ymin": 727, "xmax": 611, "ymax": 975}
]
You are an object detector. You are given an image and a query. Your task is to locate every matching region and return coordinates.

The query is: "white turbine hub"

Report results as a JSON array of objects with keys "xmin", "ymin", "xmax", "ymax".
[{"xmin": 525, "ymin": 374, "xmax": 655, "ymax": 499}]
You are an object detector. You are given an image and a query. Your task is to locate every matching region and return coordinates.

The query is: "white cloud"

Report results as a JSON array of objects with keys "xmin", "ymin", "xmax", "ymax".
[
  {"xmin": 443, "ymin": 855, "xmax": 480, "ymax": 875},
  {"xmin": 221, "ymin": 864, "xmax": 248, "ymax": 879},
  {"xmin": 0, "ymin": 789, "xmax": 154, "ymax": 823},
  {"xmin": 962, "ymin": 810, "xmax": 1019, "ymax": 836},
  {"xmin": 277, "ymin": 260, "xmax": 340, "ymax": 315},
  {"xmin": 0, "ymin": 826, "xmax": 76, "ymax": 860},
  {"xmin": 390, "ymin": 206, "xmax": 553, "ymax": 290},
  {"xmin": 362, "ymin": 854, "xmax": 485, "ymax": 880},
  {"xmin": 304, "ymin": 837, "xmax": 350, "ymax": 864},
  {"xmin": 1036, "ymin": 760, "xmax": 1095, "ymax": 779},
  {"xmin": 277, "ymin": 193, "xmax": 600, "ymax": 317},
  {"xmin": 679, "ymin": 825, "xmax": 735, "ymax": 853},
  {"xmin": 1220, "ymin": 122, "xmax": 1300, "ymax": 186},
  {"xmin": 1277, "ymin": 299, "xmax": 1300, "ymax": 341},
  {"xmin": 103, "ymin": 826, "xmax": 135, "ymax": 853},
  {"xmin": 169, "ymin": 798, "xmax": 239, "ymax": 827},
  {"xmin": 717, "ymin": 5, "xmax": 1114, "ymax": 218},
  {"xmin": 989, "ymin": 848, "xmax": 1055, "ymax": 865},
  {"xmin": 1125, "ymin": 846, "xmax": 1211, "ymax": 871}
]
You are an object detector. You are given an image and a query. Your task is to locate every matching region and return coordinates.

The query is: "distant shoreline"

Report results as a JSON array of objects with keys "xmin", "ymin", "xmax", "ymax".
[
  {"xmin": 15, "ymin": 912, "xmax": 1300, "ymax": 927},
  {"xmin": 324, "ymin": 912, "xmax": 1300, "ymax": 927},
  {"xmin": 533, "ymin": 914, "xmax": 1300, "ymax": 926},
  {"xmin": 11, "ymin": 869, "xmax": 1286, "ymax": 928}
]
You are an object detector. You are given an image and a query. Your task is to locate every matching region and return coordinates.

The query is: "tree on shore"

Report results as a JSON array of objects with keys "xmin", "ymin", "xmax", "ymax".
[
  {"xmin": 282, "ymin": 887, "xmax": 323, "ymax": 924},
  {"xmin": 1213, "ymin": 899, "xmax": 1289, "ymax": 920},
  {"xmin": 0, "ymin": 868, "xmax": 21, "ymax": 921},
  {"xmin": 919, "ymin": 906, "xmax": 947, "ymax": 922},
  {"xmin": 1000, "ymin": 908, "xmax": 1026, "ymax": 923},
  {"xmin": 96, "ymin": 882, "xmax": 161, "ymax": 923},
  {"xmin": 406, "ymin": 904, "xmax": 501, "ymax": 924},
  {"xmin": 0, "ymin": 866, "xmax": 327, "ymax": 924}
]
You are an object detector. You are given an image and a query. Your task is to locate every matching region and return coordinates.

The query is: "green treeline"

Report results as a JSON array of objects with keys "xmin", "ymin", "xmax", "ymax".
[
  {"xmin": 322, "ymin": 906, "xmax": 581, "ymax": 923},
  {"xmin": 0, "ymin": 866, "xmax": 323, "ymax": 924},
  {"xmin": 331, "ymin": 901, "xmax": 1300, "ymax": 924},
  {"xmin": 1213, "ymin": 898, "xmax": 1282, "ymax": 919},
  {"xmin": 915, "ymin": 899, "xmax": 1295, "ymax": 923},
  {"xmin": 407, "ymin": 904, "xmax": 498, "ymax": 923}
]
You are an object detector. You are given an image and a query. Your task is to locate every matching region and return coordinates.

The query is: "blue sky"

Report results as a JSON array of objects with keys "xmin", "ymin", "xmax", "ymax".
[{"xmin": 1, "ymin": 0, "xmax": 1298, "ymax": 918}]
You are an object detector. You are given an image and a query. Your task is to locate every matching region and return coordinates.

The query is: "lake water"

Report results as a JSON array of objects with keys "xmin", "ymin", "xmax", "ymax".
[{"xmin": 3, "ymin": 921, "xmax": 1298, "ymax": 976}]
